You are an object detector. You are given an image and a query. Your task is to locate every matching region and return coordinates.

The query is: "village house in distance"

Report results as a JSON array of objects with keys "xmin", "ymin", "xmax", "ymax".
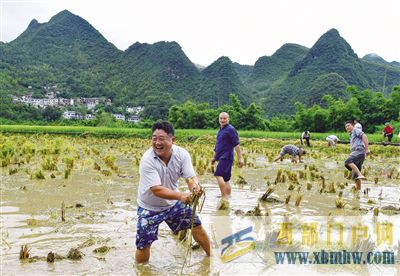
[{"xmin": 12, "ymin": 85, "xmax": 144, "ymax": 123}]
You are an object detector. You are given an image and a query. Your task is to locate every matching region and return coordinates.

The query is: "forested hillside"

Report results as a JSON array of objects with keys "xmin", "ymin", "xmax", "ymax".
[{"xmin": 1, "ymin": 10, "xmax": 399, "ymax": 120}]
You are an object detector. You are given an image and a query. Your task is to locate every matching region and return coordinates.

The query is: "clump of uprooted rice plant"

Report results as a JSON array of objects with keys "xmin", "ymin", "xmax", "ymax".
[
  {"xmin": 63, "ymin": 156, "xmax": 74, "ymax": 170},
  {"xmin": 101, "ymin": 169, "xmax": 112, "ymax": 176},
  {"xmin": 337, "ymin": 182, "xmax": 345, "ymax": 190},
  {"xmin": 386, "ymin": 167, "xmax": 396, "ymax": 179},
  {"xmin": 285, "ymin": 194, "xmax": 291, "ymax": 204},
  {"xmin": 367, "ymin": 199, "xmax": 375, "ymax": 204},
  {"xmin": 32, "ymin": 170, "xmax": 45, "ymax": 180},
  {"xmin": 91, "ymin": 147, "xmax": 100, "ymax": 156},
  {"xmin": 41, "ymin": 156, "xmax": 58, "ymax": 171},
  {"xmin": 335, "ymin": 197, "xmax": 347, "ymax": 208},
  {"xmin": 243, "ymin": 155, "xmax": 249, "ymax": 166},
  {"xmin": 1, "ymin": 155, "xmax": 11, "ymax": 167},
  {"xmin": 298, "ymin": 170, "xmax": 307, "ymax": 180},
  {"xmin": 19, "ymin": 245, "xmax": 30, "ymax": 259},
  {"xmin": 327, "ymin": 182, "xmax": 336, "ymax": 193},
  {"xmin": 287, "ymin": 170, "xmax": 299, "ymax": 184},
  {"xmin": 94, "ymin": 162, "xmax": 101, "ymax": 171},
  {"xmin": 295, "ymin": 193, "xmax": 302, "ymax": 207},
  {"xmin": 217, "ymin": 197, "xmax": 230, "ymax": 210},
  {"xmin": 319, "ymin": 176, "xmax": 326, "ymax": 190},
  {"xmin": 344, "ymin": 170, "xmax": 352, "ymax": 179},
  {"xmin": 9, "ymin": 168, "xmax": 18, "ymax": 175},
  {"xmin": 260, "ymin": 187, "xmax": 275, "ymax": 201},
  {"xmin": 64, "ymin": 169, "xmax": 71, "ymax": 179},
  {"xmin": 195, "ymin": 158, "xmax": 208, "ymax": 176},
  {"xmin": 246, "ymin": 203, "xmax": 262, "ymax": 216},
  {"xmin": 103, "ymin": 154, "xmax": 118, "ymax": 172},
  {"xmin": 67, "ymin": 248, "xmax": 83, "ymax": 260},
  {"xmin": 180, "ymin": 183, "xmax": 205, "ymax": 275},
  {"xmin": 274, "ymin": 169, "xmax": 286, "ymax": 184},
  {"xmin": 236, "ymin": 175, "xmax": 248, "ymax": 186}
]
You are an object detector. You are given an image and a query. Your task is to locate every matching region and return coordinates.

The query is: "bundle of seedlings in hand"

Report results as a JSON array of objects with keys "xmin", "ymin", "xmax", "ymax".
[{"xmin": 181, "ymin": 183, "xmax": 205, "ymax": 274}]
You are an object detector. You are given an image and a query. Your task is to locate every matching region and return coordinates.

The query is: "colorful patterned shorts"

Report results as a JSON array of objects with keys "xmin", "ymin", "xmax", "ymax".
[{"xmin": 136, "ymin": 201, "xmax": 201, "ymax": 249}]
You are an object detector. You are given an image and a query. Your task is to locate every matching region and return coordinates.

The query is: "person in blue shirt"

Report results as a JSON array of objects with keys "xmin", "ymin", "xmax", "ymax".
[{"xmin": 211, "ymin": 112, "xmax": 244, "ymax": 201}]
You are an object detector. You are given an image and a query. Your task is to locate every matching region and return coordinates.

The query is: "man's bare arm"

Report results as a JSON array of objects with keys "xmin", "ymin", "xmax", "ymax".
[
  {"xmin": 234, "ymin": 144, "xmax": 244, "ymax": 167},
  {"xmin": 150, "ymin": 186, "xmax": 189, "ymax": 203}
]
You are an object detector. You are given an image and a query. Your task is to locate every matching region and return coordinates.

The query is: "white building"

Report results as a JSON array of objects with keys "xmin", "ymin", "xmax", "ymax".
[
  {"xmin": 112, "ymin": 114, "xmax": 125, "ymax": 121},
  {"xmin": 63, "ymin": 111, "xmax": 77, "ymax": 119},
  {"xmin": 127, "ymin": 115, "xmax": 141, "ymax": 123},
  {"xmin": 126, "ymin": 106, "xmax": 144, "ymax": 114},
  {"xmin": 62, "ymin": 111, "xmax": 83, "ymax": 120},
  {"xmin": 79, "ymin": 98, "xmax": 100, "ymax": 107},
  {"xmin": 85, "ymin": 114, "xmax": 95, "ymax": 120}
]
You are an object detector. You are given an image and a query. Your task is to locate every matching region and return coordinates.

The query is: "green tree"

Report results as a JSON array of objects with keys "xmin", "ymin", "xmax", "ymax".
[
  {"xmin": 42, "ymin": 106, "xmax": 62, "ymax": 121},
  {"xmin": 94, "ymin": 111, "xmax": 116, "ymax": 127}
]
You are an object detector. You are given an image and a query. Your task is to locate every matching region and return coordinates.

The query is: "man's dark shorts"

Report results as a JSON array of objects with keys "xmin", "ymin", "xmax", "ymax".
[
  {"xmin": 344, "ymin": 150, "xmax": 365, "ymax": 179},
  {"xmin": 385, "ymin": 133, "xmax": 393, "ymax": 142},
  {"xmin": 214, "ymin": 159, "xmax": 233, "ymax": 182},
  {"xmin": 136, "ymin": 201, "xmax": 201, "ymax": 249}
]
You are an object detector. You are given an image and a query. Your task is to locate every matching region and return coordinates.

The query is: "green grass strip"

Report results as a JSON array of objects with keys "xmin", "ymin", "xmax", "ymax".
[{"xmin": 0, "ymin": 125, "xmax": 396, "ymax": 143}]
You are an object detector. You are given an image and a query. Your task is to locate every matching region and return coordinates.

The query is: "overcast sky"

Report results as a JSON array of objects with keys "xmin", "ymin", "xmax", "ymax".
[{"xmin": 1, "ymin": 0, "xmax": 399, "ymax": 66}]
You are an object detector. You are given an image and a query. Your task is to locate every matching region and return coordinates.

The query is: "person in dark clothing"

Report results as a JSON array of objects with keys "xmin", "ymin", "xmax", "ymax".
[
  {"xmin": 300, "ymin": 130, "xmax": 311, "ymax": 147},
  {"xmin": 382, "ymin": 122, "xmax": 394, "ymax": 143},
  {"xmin": 212, "ymin": 112, "xmax": 244, "ymax": 200}
]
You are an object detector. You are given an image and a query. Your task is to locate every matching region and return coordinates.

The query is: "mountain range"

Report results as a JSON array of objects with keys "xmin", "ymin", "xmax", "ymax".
[{"xmin": 1, "ymin": 9, "xmax": 399, "ymax": 118}]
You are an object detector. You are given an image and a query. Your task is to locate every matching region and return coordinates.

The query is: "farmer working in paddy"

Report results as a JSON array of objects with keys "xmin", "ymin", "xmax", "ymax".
[
  {"xmin": 273, "ymin": 144, "xmax": 306, "ymax": 163},
  {"xmin": 135, "ymin": 121, "xmax": 210, "ymax": 263},
  {"xmin": 344, "ymin": 120, "xmax": 370, "ymax": 190}
]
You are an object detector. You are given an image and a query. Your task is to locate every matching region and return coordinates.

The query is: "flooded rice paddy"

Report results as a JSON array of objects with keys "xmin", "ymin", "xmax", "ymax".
[{"xmin": 1, "ymin": 134, "xmax": 399, "ymax": 275}]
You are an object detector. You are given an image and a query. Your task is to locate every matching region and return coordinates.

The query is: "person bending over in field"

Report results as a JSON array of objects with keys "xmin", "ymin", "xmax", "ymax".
[
  {"xmin": 273, "ymin": 144, "xmax": 306, "ymax": 163},
  {"xmin": 326, "ymin": 135, "xmax": 339, "ymax": 147}
]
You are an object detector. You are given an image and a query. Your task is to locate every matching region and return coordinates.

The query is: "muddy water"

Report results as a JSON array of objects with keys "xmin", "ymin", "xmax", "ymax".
[{"xmin": 1, "ymin": 137, "xmax": 400, "ymax": 275}]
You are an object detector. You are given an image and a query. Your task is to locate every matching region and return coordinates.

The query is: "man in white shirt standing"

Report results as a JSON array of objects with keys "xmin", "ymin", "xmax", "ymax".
[{"xmin": 135, "ymin": 121, "xmax": 210, "ymax": 263}]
